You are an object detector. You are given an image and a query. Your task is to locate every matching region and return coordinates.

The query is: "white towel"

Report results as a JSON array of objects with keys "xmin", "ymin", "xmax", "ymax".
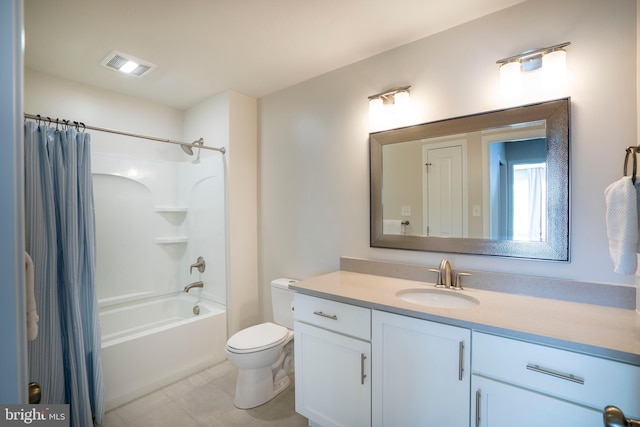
[
  {"xmin": 25, "ymin": 252, "xmax": 39, "ymax": 341},
  {"xmin": 605, "ymin": 177, "xmax": 638, "ymax": 274},
  {"xmin": 383, "ymin": 219, "xmax": 403, "ymax": 235}
]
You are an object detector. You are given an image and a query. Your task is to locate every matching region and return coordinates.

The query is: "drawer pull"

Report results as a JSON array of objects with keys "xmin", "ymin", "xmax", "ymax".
[
  {"xmin": 526, "ymin": 363, "xmax": 584, "ymax": 385},
  {"xmin": 475, "ymin": 389, "xmax": 481, "ymax": 427},
  {"xmin": 458, "ymin": 341, "xmax": 465, "ymax": 381},
  {"xmin": 313, "ymin": 311, "xmax": 338, "ymax": 320},
  {"xmin": 361, "ymin": 353, "xmax": 367, "ymax": 385}
]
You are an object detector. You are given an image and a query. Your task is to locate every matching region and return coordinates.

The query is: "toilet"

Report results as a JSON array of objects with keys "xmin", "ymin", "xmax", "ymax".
[{"xmin": 225, "ymin": 278, "xmax": 296, "ymax": 409}]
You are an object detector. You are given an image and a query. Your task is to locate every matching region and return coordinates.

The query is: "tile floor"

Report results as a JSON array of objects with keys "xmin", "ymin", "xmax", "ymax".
[{"xmin": 101, "ymin": 361, "xmax": 308, "ymax": 427}]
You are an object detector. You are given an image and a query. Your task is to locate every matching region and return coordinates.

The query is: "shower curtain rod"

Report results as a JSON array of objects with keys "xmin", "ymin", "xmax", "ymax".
[{"xmin": 24, "ymin": 113, "xmax": 226, "ymax": 154}]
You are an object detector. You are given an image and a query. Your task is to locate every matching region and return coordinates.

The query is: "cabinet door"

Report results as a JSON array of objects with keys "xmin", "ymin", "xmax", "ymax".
[
  {"xmin": 294, "ymin": 321, "xmax": 371, "ymax": 427},
  {"xmin": 372, "ymin": 310, "xmax": 471, "ymax": 427},
  {"xmin": 471, "ymin": 376, "xmax": 602, "ymax": 427}
]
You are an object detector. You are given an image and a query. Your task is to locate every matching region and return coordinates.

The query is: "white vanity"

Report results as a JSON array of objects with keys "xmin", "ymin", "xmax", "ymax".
[{"xmin": 291, "ymin": 271, "xmax": 640, "ymax": 427}]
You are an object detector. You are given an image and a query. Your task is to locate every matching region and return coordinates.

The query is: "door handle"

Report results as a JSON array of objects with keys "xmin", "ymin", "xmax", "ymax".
[
  {"xmin": 604, "ymin": 406, "xmax": 640, "ymax": 427},
  {"xmin": 28, "ymin": 382, "xmax": 41, "ymax": 404}
]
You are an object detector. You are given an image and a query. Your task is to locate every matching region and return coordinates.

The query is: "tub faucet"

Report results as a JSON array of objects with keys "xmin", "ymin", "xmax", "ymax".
[
  {"xmin": 183, "ymin": 281, "xmax": 204, "ymax": 293},
  {"xmin": 190, "ymin": 256, "xmax": 206, "ymax": 274}
]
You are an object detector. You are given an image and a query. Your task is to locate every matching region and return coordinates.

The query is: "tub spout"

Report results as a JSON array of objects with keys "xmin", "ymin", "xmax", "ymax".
[{"xmin": 183, "ymin": 281, "xmax": 204, "ymax": 293}]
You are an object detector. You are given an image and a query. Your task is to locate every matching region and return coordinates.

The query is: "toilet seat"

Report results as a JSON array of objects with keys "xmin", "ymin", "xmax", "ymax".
[{"xmin": 226, "ymin": 322, "xmax": 289, "ymax": 354}]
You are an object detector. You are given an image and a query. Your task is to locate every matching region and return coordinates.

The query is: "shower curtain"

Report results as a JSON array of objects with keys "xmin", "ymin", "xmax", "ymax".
[{"xmin": 24, "ymin": 121, "xmax": 104, "ymax": 426}]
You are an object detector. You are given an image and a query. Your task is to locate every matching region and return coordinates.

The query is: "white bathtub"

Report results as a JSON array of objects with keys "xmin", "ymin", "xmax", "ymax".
[{"xmin": 100, "ymin": 294, "xmax": 227, "ymax": 410}]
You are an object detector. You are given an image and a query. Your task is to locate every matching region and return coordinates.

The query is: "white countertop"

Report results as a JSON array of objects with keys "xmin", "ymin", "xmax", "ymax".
[{"xmin": 291, "ymin": 271, "xmax": 640, "ymax": 365}]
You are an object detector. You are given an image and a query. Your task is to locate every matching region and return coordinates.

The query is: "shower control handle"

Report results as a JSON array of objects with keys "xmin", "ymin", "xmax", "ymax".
[{"xmin": 190, "ymin": 256, "xmax": 206, "ymax": 274}]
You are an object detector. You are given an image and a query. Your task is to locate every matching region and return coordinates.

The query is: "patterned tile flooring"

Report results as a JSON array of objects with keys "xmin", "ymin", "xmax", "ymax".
[{"xmin": 101, "ymin": 361, "xmax": 308, "ymax": 427}]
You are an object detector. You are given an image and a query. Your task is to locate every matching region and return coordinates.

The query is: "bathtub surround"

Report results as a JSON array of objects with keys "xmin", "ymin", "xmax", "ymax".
[
  {"xmin": 341, "ymin": 257, "xmax": 636, "ymax": 310},
  {"xmin": 92, "ymin": 152, "xmax": 226, "ymax": 307}
]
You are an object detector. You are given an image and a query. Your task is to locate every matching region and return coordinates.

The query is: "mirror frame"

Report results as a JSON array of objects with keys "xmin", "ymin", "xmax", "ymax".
[{"xmin": 370, "ymin": 98, "xmax": 570, "ymax": 261}]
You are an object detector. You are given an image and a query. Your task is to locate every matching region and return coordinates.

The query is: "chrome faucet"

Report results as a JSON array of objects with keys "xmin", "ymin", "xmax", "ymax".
[
  {"xmin": 439, "ymin": 259, "xmax": 452, "ymax": 288},
  {"xmin": 428, "ymin": 259, "xmax": 453, "ymax": 288},
  {"xmin": 429, "ymin": 259, "xmax": 472, "ymax": 289},
  {"xmin": 183, "ymin": 281, "xmax": 203, "ymax": 293}
]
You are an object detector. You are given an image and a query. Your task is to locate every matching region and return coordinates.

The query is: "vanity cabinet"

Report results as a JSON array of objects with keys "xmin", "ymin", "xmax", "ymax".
[
  {"xmin": 471, "ymin": 332, "xmax": 640, "ymax": 427},
  {"xmin": 371, "ymin": 310, "xmax": 471, "ymax": 427},
  {"xmin": 294, "ymin": 294, "xmax": 371, "ymax": 427},
  {"xmin": 293, "ymin": 289, "xmax": 640, "ymax": 427}
]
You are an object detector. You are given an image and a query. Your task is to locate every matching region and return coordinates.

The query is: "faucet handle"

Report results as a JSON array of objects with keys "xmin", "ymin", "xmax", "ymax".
[
  {"xmin": 190, "ymin": 256, "xmax": 206, "ymax": 274},
  {"xmin": 428, "ymin": 268, "xmax": 444, "ymax": 287},
  {"xmin": 453, "ymin": 272, "xmax": 472, "ymax": 290}
]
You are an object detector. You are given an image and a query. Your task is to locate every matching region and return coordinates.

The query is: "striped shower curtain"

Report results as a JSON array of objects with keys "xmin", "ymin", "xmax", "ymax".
[{"xmin": 24, "ymin": 121, "xmax": 104, "ymax": 426}]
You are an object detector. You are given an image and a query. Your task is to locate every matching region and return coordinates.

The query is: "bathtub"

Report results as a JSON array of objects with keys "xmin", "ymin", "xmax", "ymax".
[{"xmin": 100, "ymin": 294, "xmax": 227, "ymax": 410}]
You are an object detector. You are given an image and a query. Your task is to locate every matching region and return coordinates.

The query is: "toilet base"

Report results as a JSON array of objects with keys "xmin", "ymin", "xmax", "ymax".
[{"xmin": 233, "ymin": 366, "xmax": 291, "ymax": 409}]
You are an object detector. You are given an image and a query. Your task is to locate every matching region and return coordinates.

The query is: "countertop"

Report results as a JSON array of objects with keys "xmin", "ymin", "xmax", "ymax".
[{"xmin": 290, "ymin": 270, "xmax": 640, "ymax": 366}]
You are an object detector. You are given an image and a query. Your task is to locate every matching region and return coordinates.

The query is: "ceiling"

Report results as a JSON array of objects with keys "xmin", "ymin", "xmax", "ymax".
[{"xmin": 24, "ymin": 0, "xmax": 525, "ymax": 110}]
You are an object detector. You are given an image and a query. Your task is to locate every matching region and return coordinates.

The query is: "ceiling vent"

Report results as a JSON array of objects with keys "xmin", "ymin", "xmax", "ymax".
[{"xmin": 100, "ymin": 50, "xmax": 155, "ymax": 77}]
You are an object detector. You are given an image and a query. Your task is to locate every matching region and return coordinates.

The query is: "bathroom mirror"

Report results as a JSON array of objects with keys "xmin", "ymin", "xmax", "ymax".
[{"xmin": 370, "ymin": 98, "xmax": 569, "ymax": 260}]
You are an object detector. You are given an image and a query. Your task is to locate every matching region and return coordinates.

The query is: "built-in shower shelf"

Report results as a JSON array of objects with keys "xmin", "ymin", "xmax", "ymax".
[
  {"xmin": 154, "ymin": 206, "xmax": 188, "ymax": 213},
  {"xmin": 154, "ymin": 236, "xmax": 188, "ymax": 244}
]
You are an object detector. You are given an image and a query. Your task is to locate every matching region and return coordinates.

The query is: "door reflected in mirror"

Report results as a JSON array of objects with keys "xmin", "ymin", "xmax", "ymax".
[{"xmin": 371, "ymin": 98, "xmax": 569, "ymax": 260}]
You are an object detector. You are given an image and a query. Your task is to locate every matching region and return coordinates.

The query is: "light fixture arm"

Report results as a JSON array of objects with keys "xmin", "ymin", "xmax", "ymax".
[
  {"xmin": 496, "ymin": 42, "xmax": 571, "ymax": 66},
  {"xmin": 368, "ymin": 85, "xmax": 411, "ymax": 101}
]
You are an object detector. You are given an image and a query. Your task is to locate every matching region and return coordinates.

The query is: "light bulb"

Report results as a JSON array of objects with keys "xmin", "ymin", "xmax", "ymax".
[{"xmin": 500, "ymin": 61, "xmax": 522, "ymax": 99}]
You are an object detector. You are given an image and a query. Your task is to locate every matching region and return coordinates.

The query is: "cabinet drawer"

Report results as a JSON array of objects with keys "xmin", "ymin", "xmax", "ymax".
[
  {"xmin": 294, "ymin": 293, "xmax": 371, "ymax": 341},
  {"xmin": 472, "ymin": 332, "xmax": 640, "ymax": 417}
]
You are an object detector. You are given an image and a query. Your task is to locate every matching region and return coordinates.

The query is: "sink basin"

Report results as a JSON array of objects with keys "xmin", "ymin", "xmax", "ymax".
[{"xmin": 396, "ymin": 288, "xmax": 479, "ymax": 309}]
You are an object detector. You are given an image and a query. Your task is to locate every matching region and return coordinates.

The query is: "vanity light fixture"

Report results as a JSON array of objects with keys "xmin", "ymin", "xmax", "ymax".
[
  {"xmin": 496, "ymin": 42, "xmax": 570, "ymax": 73},
  {"xmin": 101, "ymin": 50, "xmax": 156, "ymax": 77},
  {"xmin": 368, "ymin": 86, "xmax": 411, "ymax": 107},
  {"xmin": 368, "ymin": 86, "xmax": 412, "ymax": 131},
  {"xmin": 497, "ymin": 42, "xmax": 570, "ymax": 99}
]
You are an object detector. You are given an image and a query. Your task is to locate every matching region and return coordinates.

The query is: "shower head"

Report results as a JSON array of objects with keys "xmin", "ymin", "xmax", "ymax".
[{"xmin": 181, "ymin": 138, "xmax": 204, "ymax": 156}]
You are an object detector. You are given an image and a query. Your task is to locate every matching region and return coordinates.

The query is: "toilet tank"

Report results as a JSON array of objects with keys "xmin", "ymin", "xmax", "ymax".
[{"xmin": 271, "ymin": 278, "xmax": 297, "ymax": 329}]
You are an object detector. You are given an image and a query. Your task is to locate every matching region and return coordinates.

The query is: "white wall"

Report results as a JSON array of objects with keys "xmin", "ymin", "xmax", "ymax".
[
  {"xmin": 24, "ymin": 69, "xmax": 184, "ymax": 160},
  {"xmin": 259, "ymin": 0, "xmax": 637, "ymax": 318},
  {"xmin": 228, "ymin": 92, "xmax": 260, "ymax": 333}
]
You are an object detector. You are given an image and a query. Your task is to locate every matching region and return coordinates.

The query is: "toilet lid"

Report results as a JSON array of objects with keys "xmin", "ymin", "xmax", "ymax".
[{"xmin": 227, "ymin": 322, "xmax": 289, "ymax": 353}]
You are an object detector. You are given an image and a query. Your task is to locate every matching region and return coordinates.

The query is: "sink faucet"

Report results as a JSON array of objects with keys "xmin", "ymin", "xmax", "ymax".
[
  {"xmin": 439, "ymin": 259, "xmax": 452, "ymax": 288},
  {"xmin": 183, "ymin": 281, "xmax": 203, "ymax": 293},
  {"xmin": 428, "ymin": 259, "xmax": 453, "ymax": 287}
]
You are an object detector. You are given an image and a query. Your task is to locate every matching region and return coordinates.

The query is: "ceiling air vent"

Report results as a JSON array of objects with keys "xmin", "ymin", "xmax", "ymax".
[{"xmin": 100, "ymin": 50, "xmax": 156, "ymax": 77}]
